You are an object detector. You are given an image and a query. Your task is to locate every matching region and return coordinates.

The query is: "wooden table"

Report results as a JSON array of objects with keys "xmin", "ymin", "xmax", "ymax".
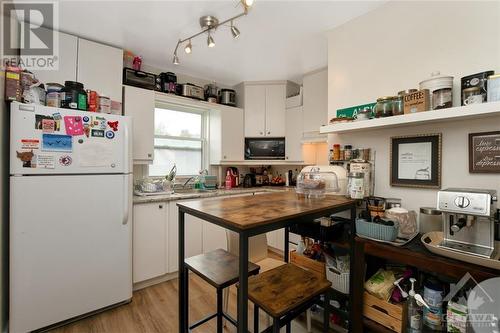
[{"xmin": 177, "ymin": 192, "xmax": 356, "ymax": 333}]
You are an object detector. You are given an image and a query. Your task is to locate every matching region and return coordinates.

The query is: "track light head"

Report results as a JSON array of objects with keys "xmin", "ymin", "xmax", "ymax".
[
  {"xmin": 231, "ymin": 22, "xmax": 240, "ymax": 39},
  {"xmin": 184, "ymin": 40, "xmax": 192, "ymax": 54},
  {"xmin": 172, "ymin": 53, "xmax": 179, "ymax": 65},
  {"xmin": 241, "ymin": 0, "xmax": 254, "ymax": 9},
  {"xmin": 207, "ymin": 32, "xmax": 215, "ymax": 48}
]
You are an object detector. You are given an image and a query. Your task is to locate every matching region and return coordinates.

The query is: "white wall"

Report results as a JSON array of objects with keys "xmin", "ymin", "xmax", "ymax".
[{"xmin": 327, "ymin": 1, "xmax": 500, "ymax": 214}]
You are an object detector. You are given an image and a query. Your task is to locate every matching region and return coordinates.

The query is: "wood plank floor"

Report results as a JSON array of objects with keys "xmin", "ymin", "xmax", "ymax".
[{"xmin": 49, "ymin": 253, "xmax": 325, "ymax": 333}]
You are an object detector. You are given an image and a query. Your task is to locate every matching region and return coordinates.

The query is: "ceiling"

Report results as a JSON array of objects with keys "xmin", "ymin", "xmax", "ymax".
[{"xmin": 55, "ymin": 0, "xmax": 385, "ymax": 86}]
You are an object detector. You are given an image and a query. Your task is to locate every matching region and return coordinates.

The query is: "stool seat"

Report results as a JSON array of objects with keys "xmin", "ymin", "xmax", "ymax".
[
  {"xmin": 184, "ymin": 248, "xmax": 260, "ymax": 289},
  {"xmin": 248, "ymin": 263, "xmax": 331, "ymax": 318}
]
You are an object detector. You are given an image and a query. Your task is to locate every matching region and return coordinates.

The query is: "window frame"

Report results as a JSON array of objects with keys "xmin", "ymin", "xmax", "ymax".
[{"xmin": 149, "ymin": 101, "xmax": 209, "ymax": 177}]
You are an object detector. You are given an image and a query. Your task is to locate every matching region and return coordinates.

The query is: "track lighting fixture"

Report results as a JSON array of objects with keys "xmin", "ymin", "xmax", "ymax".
[
  {"xmin": 230, "ymin": 21, "xmax": 240, "ymax": 39},
  {"xmin": 171, "ymin": 0, "xmax": 253, "ymax": 65},
  {"xmin": 207, "ymin": 33, "xmax": 215, "ymax": 48},
  {"xmin": 184, "ymin": 40, "xmax": 192, "ymax": 54}
]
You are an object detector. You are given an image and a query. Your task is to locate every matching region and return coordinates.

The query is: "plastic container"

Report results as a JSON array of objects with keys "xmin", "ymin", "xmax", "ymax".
[
  {"xmin": 61, "ymin": 81, "xmax": 87, "ymax": 110},
  {"xmin": 423, "ymin": 277, "xmax": 445, "ymax": 331},
  {"xmin": 99, "ymin": 95, "xmax": 111, "ymax": 114},
  {"xmin": 355, "ymin": 218, "xmax": 399, "ymax": 241}
]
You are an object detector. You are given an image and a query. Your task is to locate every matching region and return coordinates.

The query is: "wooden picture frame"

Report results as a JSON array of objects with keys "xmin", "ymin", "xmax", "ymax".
[
  {"xmin": 469, "ymin": 131, "xmax": 500, "ymax": 173},
  {"xmin": 390, "ymin": 133, "xmax": 442, "ymax": 189}
]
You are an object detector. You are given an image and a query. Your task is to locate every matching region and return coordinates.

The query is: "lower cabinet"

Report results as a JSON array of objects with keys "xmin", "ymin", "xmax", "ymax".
[{"xmin": 133, "ymin": 202, "xmax": 168, "ymax": 283}]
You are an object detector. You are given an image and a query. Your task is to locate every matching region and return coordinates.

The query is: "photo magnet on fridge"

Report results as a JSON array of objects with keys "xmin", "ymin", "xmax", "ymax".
[
  {"xmin": 16, "ymin": 150, "xmax": 36, "ymax": 168},
  {"xmin": 42, "ymin": 134, "xmax": 73, "ymax": 152}
]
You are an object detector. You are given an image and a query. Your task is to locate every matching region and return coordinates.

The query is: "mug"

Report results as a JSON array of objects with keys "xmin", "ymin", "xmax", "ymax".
[{"xmin": 464, "ymin": 94, "xmax": 484, "ymax": 105}]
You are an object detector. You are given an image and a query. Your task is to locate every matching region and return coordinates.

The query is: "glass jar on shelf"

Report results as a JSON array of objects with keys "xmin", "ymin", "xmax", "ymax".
[{"xmin": 373, "ymin": 96, "xmax": 395, "ymax": 118}]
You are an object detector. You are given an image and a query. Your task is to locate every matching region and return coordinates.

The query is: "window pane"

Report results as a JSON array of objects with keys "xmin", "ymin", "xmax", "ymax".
[
  {"xmin": 149, "ymin": 148, "xmax": 202, "ymax": 177},
  {"xmin": 154, "ymin": 108, "xmax": 201, "ymax": 138},
  {"xmin": 154, "ymin": 138, "xmax": 202, "ymax": 150}
]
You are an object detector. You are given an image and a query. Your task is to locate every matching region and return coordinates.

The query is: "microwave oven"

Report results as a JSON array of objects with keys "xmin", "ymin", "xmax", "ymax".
[{"xmin": 244, "ymin": 138, "xmax": 285, "ymax": 160}]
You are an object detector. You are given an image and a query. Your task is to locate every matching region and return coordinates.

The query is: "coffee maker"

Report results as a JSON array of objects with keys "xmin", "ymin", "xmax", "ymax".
[{"xmin": 437, "ymin": 188, "xmax": 498, "ymax": 258}]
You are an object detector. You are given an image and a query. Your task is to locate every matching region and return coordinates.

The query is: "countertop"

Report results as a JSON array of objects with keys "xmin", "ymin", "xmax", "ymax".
[
  {"xmin": 133, "ymin": 186, "xmax": 292, "ymax": 204},
  {"xmin": 177, "ymin": 192, "xmax": 356, "ymax": 230}
]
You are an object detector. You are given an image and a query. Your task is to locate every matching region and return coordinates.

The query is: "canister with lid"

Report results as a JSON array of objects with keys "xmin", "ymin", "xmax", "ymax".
[
  {"xmin": 419, "ymin": 207, "xmax": 442, "ymax": 234},
  {"xmin": 419, "ymin": 72, "xmax": 454, "ymax": 110},
  {"xmin": 347, "ymin": 172, "xmax": 364, "ymax": 199},
  {"xmin": 61, "ymin": 81, "xmax": 87, "ymax": 110},
  {"xmin": 373, "ymin": 96, "xmax": 395, "ymax": 117}
]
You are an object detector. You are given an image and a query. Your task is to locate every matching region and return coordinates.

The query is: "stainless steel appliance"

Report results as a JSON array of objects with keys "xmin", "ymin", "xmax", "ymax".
[
  {"xmin": 123, "ymin": 68, "xmax": 161, "ymax": 91},
  {"xmin": 178, "ymin": 83, "xmax": 204, "ymax": 100},
  {"xmin": 219, "ymin": 89, "xmax": 236, "ymax": 106},
  {"xmin": 244, "ymin": 138, "xmax": 285, "ymax": 160},
  {"xmin": 205, "ymin": 83, "xmax": 219, "ymax": 103},
  {"xmin": 437, "ymin": 188, "xmax": 498, "ymax": 258},
  {"xmin": 159, "ymin": 72, "xmax": 177, "ymax": 94}
]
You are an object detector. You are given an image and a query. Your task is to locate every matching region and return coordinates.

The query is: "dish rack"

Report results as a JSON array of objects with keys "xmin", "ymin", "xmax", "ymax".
[{"xmin": 135, "ymin": 178, "xmax": 173, "ymax": 195}]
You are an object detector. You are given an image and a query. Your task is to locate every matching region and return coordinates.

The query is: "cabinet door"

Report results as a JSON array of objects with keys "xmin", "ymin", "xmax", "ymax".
[
  {"xmin": 133, "ymin": 203, "xmax": 167, "ymax": 283},
  {"xmin": 167, "ymin": 201, "xmax": 203, "ymax": 273},
  {"xmin": 285, "ymin": 106, "xmax": 303, "ymax": 162},
  {"xmin": 265, "ymin": 85, "xmax": 286, "ymax": 137},
  {"xmin": 303, "ymin": 69, "xmax": 328, "ymax": 133},
  {"xmin": 77, "ymin": 38, "xmax": 123, "ymax": 103},
  {"xmin": 21, "ymin": 28, "xmax": 78, "ymax": 85},
  {"xmin": 123, "ymin": 85, "xmax": 155, "ymax": 162},
  {"xmin": 202, "ymin": 221, "xmax": 228, "ymax": 253},
  {"xmin": 221, "ymin": 108, "xmax": 244, "ymax": 161},
  {"xmin": 244, "ymin": 85, "xmax": 266, "ymax": 137}
]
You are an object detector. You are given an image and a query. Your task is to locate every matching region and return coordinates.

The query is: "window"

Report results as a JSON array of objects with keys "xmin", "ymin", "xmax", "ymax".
[{"xmin": 149, "ymin": 105, "xmax": 206, "ymax": 177}]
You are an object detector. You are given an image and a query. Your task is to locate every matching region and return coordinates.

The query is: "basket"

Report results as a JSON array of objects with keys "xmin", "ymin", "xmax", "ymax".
[
  {"xmin": 356, "ymin": 218, "xmax": 399, "ymax": 242},
  {"xmin": 326, "ymin": 265, "xmax": 350, "ymax": 294}
]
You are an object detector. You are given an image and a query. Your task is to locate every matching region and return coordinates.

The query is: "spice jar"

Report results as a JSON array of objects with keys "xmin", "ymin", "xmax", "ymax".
[
  {"xmin": 373, "ymin": 96, "xmax": 395, "ymax": 117},
  {"xmin": 333, "ymin": 144, "xmax": 341, "ymax": 160},
  {"xmin": 344, "ymin": 145, "xmax": 353, "ymax": 160}
]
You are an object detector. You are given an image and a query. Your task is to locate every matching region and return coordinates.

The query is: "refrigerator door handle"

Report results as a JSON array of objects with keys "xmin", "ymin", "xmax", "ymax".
[{"xmin": 122, "ymin": 177, "xmax": 130, "ymax": 225}]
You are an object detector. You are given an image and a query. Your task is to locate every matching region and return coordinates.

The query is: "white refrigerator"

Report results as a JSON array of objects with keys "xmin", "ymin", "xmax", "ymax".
[{"xmin": 9, "ymin": 102, "xmax": 133, "ymax": 332}]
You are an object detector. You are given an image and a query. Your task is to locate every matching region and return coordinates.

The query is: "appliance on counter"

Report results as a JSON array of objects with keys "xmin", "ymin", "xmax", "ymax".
[
  {"xmin": 123, "ymin": 67, "xmax": 161, "ymax": 91},
  {"xmin": 299, "ymin": 165, "xmax": 348, "ymax": 196},
  {"xmin": 219, "ymin": 88, "xmax": 236, "ymax": 106},
  {"xmin": 159, "ymin": 72, "xmax": 178, "ymax": 94},
  {"xmin": 243, "ymin": 173, "xmax": 256, "ymax": 188},
  {"xmin": 244, "ymin": 137, "xmax": 285, "ymax": 160},
  {"xmin": 437, "ymin": 188, "xmax": 497, "ymax": 258},
  {"xmin": 225, "ymin": 167, "xmax": 239, "ymax": 188},
  {"xmin": 9, "ymin": 102, "xmax": 132, "ymax": 333},
  {"xmin": 205, "ymin": 83, "xmax": 219, "ymax": 103},
  {"xmin": 177, "ymin": 83, "xmax": 205, "ymax": 100}
]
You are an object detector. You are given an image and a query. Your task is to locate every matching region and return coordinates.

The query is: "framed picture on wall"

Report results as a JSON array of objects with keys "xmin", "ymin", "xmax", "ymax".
[
  {"xmin": 390, "ymin": 133, "xmax": 442, "ymax": 189},
  {"xmin": 469, "ymin": 131, "xmax": 500, "ymax": 173}
]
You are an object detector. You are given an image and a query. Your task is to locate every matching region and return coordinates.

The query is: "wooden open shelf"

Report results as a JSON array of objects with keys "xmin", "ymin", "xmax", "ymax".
[{"xmin": 320, "ymin": 101, "xmax": 500, "ymax": 134}]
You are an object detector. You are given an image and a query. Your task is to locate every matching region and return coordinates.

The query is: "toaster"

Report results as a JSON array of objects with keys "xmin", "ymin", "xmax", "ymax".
[{"xmin": 178, "ymin": 83, "xmax": 204, "ymax": 100}]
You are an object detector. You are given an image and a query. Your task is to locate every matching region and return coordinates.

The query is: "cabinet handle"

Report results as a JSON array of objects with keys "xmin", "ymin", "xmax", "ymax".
[
  {"xmin": 267, "ymin": 131, "xmax": 271, "ymax": 135},
  {"xmin": 159, "ymin": 204, "xmax": 163, "ymax": 209},
  {"xmin": 223, "ymin": 155, "xmax": 227, "ymax": 159},
  {"xmin": 286, "ymin": 156, "xmax": 289, "ymax": 160},
  {"xmin": 260, "ymin": 131, "xmax": 263, "ymax": 135},
  {"xmin": 147, "ymin": 153, "xmax": 152, "ymax": 158}
]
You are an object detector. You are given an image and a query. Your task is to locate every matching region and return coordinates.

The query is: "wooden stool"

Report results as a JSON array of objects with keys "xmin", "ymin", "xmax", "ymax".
[
  {"xmin": 184, "ymin": 248, "xmax": 260, "ymax": 333},
  {"xmin": 248, "ymin": 263, "xmax": 331, "ymax": 333}
]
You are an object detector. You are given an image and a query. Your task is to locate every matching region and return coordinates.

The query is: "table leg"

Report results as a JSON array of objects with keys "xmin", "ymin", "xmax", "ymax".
[
  {"xmin": 349, "ymin": 204, "xmax": 365, "ymax": 333},
  {"xmin": 178, "ymin": 210, "xmax": 187, "ymax": 333},
  {"xmin": 284, "ymin": 226, "xmax": 289, "ymax": 263},
  {"xmin": 238, "ymin": 232, "xmax": 249, "ymax": 333}
]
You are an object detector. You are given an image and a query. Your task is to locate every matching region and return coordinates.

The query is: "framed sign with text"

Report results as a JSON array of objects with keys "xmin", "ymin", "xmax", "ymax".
[
  {"xmin": 469, "ymin": 131, "xmax": 500, "ymax": 173},
  {"xmin": 390, "ymin": 133, "xmax": 442, "ymax": 188}
]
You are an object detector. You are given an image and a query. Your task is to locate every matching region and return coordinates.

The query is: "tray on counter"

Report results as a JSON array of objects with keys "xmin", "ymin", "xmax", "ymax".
[{"xmin": 356, "ymin": 231, "xmax": 419, "ymax": 247}]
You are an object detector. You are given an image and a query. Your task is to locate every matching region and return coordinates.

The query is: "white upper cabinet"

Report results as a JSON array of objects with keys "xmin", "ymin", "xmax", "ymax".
[
  {"xmin": 77, "ymin": 38, "xmax": 123, "ymax": 103},
  {"xmin": 123, "ymin": 85, "xmax": 155, "ymax": 163},
  {"xmin": 242, "ymin": 85, "xmax": 266, "ymax": 137},
  {"xmin": 209, "ymin": 107, "xmax": 244, "ymax": 163},
  {"xmin": 285, "ymin": 106, "xmax": 303, "ymax": 161},
  {"xmin": 303, "ymin": 69, "xmax": 328, "ymax": 133},
  {"xmin": 21, "ymin": 28, "xmax": 78, "ymax": 85},
  {"xmin": 236, "ymin": 81, "xmax": 299, "ymax": 138},
  {"xmin": 265, "ymin": 84, "xmax": 286, "ymax": 137}
]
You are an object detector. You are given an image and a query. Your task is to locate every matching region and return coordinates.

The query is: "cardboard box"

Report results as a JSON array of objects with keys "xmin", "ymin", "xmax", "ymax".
[{"xmin": 403, "ymin": 89, "xmax": 430, "ymax": 114}]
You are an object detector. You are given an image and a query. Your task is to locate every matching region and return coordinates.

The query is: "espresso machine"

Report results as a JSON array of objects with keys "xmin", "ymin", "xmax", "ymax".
[{"xmin": 437, "ymin": 188, "xmax": 498, "ymax": 258}]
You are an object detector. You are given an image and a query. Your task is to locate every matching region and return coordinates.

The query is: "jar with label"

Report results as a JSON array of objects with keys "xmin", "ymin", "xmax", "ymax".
[
  {"xmin": 61, "ymin": 81, "xmax": 87, "ymax": 110},
  {"xmin": 344, "ymin": 145, "xmax": 353, "ymax": 160},
  {"xmin": 423, "ymin": 277, "xmax": 445, "ymax": 331},
  {"xmin": 45, "ymin": 83, "xmax": 63, "ymax": 108},
  {"xmin": 373, "ymin": 96, "xmax": 395, "ymax": 117},
  {"xmin": 332, "ymin": 144, "xmax": 341, "ymax": 160},
  {"xmin": 347, "ymin": 172, "xmax": 364, "ymax": 199}
]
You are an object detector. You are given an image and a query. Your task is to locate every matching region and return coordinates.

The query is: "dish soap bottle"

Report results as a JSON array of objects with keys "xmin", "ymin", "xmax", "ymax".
[{"xmin": 407, "ymin": 278, "xmax": 430, "ymax": 333}]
